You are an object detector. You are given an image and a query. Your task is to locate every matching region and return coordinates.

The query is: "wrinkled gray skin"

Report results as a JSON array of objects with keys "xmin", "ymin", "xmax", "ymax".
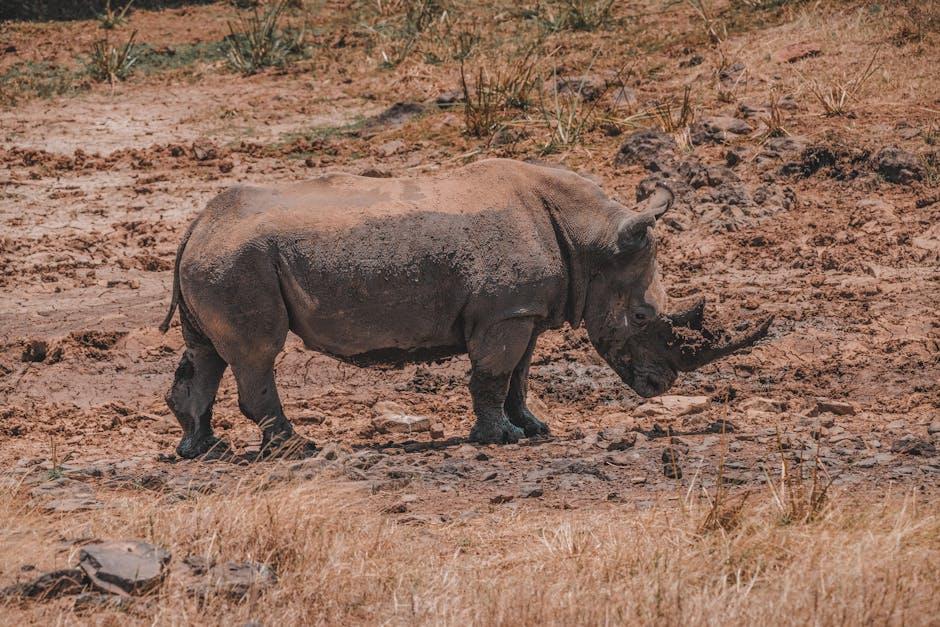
[{"xmin": 161, "ymin": 159, "xmax": 770, "ymax": 459}]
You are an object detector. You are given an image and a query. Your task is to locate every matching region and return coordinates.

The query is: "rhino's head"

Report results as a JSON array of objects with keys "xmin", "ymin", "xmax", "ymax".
[{"xmin": 582, "ymin": 186, "xmax": 772, "ymax": 397}]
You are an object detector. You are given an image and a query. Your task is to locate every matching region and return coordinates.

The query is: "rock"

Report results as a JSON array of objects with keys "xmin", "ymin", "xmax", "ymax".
[
  {"xmin": 928, "ymin": 422, "xmax": 940, "ymax": 435},
  {"xmin": 605, "ymin": 451, "xmax": 637, "ymax": 466},
  {"xmin": 519, "ymin": 484, "xmax": 543, "ymax": 498},
  {"xmin": 372, "ymin": 401, "xmax": 430, "ymax": 434},
  {"xmin": 217, "ymin": 159, "xmax": 234, "ymax": 173},
  {"xmin": 662, "ymin": 447, "xmax": 683, "ymax": 479},
  {"xmin": 615, "ymin": 129, "xmax": 676, "ymax": 166},
  {"xmin": 78, "ymin": 540, "xmax": 171, "ymax": 596},
  {"xmin": 21, "ymin": 339, "xmax": 48, "ymax": 362},
  {"xmin": 43, "ymin": 496, "xmax": 103, "ymax": 513},
  {"xmin": 809, "ymin": 399, "xmax": 856, "ymax": 416},
  {"xmin": 872, "ymin": 146, "xmax": 923, "ymax": 184},
  {"xmin": 429, "ymin": 422, "xmax": 445, "ymax": 440},
  {"xmin": 854, "ymin": 457, "xmax": 877, "ymax": 468},
  {"xmin": 377, "ymin": 139, "xmax": 405, "ymax": 157},
  {"xmin": 316, "ymin": 442, "xmax": 348, "ymax": 461},
  {"xmin": 0, "ymin": 568, "xmax": 88, "ymax": 600},
  {"xmin": 599, "ymin": 426, "xmax": 637, "ymax": 449},
  {"xmin": 630, "ymin": 475, "xmax": 647, "ymax": 485},
  {"xmin": 490, "ymin": 493, "xmax": 514, "ymax": 504},
  {"xmin": 435, "ymin": 90, "xmax": 464, "ymax": 108},
  {"xmin": 706, "ymin": 420, "xmax": 736, "ymax": 433},
  {"xmin": 691, "ymin": 116, "xmax": 752, "ymax": 144},
  {"xmin": 636, "ymin": 395, "xmax": 709, "ymax": 417},
  {"xmin": 384, "ymin": 494, "xmax": 419, "ymax": 513},
  {"xmin": 369, "ymin": 102, "xmax": 426, "ymax": 127},
  {"xmin": 360, "ymin": 167, "xmax": 392, "ymax": 178},
  {"xmin": 191, "ymin": 561, "xmax": 276, "ymax": 601},
  {"xmin": 741, "ymin": 397, "xmax": 787, "ymax": 413},
  {"xmin": 891, "ymin": 436, "xmax": 937, "ymax": 457},
  {"xmin": 191, "ymin": 140, "xmax": 218, "ymax": 161},
  {"xmin": 555, "ymin": 74, "xmax": 606, "ymax": 101},
  {"xmin": 772, "ymin": 41, "xmax": 822, "ymax": 64}
]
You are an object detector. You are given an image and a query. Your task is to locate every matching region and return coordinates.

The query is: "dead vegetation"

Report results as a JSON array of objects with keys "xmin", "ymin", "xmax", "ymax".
[
  {"xmin": 86, "ymin": 30, "xmax": 139, "ymax": 84},
  {"xmin": 0, "ymin": 475, "xmax": 937, "ymax": 624},
  {"xmin": 225, "ymin": 0, "xmax": 306, "ymax": 75}
]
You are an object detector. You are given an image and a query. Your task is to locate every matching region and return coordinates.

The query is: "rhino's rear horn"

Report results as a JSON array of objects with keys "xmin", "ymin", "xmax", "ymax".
[
  {"xmin": 668, "ymin": 297, "xmax": 705, "ymax": 330},
  {"xmin": 676, "ymin": 316, "xmax": 773, "ymax": 372}
]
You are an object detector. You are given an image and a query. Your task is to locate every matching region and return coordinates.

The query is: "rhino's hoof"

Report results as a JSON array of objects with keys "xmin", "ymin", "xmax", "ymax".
[
  {"xmin": 258, "ymin": 434, "xmax": 317, "ymax": 460},
  {"xmin": 176, "ymin": 434, "xmax": 231, "ymax": 460},
  {"xmin": 469, "ymin": 418, "xmax": 524, "ymax": 445},
  {"xmin": 510, "ymin": 410, "xmax": 551, "ymax": 438}
]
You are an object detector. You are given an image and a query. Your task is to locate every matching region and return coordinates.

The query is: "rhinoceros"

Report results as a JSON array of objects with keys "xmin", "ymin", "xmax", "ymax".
[{"xmin": 160, "ymin": 159, "xmax": 770, "ymax": 458}]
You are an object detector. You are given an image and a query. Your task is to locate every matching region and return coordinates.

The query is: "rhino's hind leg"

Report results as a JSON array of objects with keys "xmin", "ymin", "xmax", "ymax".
[
  {"xmin": 467, "ymin": 318, "xmax": 535, "ymax": 445},
  {"xmin": 504, "ymin": 334, "xmax": 550, "ymax": 438},
  {"xmin": 166, "ymin": 346, "xmax": 229, "ymax": 459},
  {"xmin": 231, "ymin": 363, "xmax": 316, "ymax": 460}
]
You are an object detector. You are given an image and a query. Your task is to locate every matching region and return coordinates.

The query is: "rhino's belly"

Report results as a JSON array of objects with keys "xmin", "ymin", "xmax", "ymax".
[{"xmin": 277, "ymin": 260, "xmax": 468, "ymax": 366}]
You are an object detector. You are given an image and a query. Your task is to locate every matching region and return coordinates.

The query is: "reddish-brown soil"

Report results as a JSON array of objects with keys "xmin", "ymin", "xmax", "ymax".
[{"xmin": 0, "ymin": 0, "xmax": 938, "ymax": 553}]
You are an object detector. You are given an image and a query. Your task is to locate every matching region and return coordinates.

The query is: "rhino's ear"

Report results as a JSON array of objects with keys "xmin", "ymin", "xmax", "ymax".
[{"xmin": 613, "ymin": 186, "xmax": 673, "ymax": 255}]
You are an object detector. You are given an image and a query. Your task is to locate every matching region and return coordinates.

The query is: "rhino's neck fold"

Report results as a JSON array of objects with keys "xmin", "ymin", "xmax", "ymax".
[{"xmin": 543, "ymin": 199, "xmax": 589, "ymax": 328}]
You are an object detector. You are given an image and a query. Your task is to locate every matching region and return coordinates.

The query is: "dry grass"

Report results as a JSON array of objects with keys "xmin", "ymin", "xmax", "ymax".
[
  {"xmin": 1, "ymin": 473, "xmax": 938, "ymax": 625},
  {"xmin": 801, "ymin": 48, "xmax": 880, "ymax": 117},
  {"xmin": 86, "ymin": 30, "xmax": 139, "ymax": 85},
  {"xmin": 226, "ymin": 0, "xmax": 305, "ymax": 75}
]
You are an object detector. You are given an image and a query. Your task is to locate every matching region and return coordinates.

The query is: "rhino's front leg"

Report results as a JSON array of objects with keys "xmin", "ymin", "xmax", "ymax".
[
  {"xmin": 504, "ymin": 334, "xmax": 550, "ymax": 437},
  {"xmin": 466, "ymin": 317, "xmax": 534, "ymax": 444}
]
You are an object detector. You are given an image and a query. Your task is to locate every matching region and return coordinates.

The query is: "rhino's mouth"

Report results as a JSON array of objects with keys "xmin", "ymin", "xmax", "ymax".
[{"xmin": 619, "ymin": 360, "xmax": 677, "ymax": 398}]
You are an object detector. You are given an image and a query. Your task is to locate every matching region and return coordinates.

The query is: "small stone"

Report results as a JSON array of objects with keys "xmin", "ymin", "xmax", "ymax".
[
  {"xmin": 78, "ymin": 540, "xmax": 170, "ymax": 596},
  {"xmin": 691, "ymin": 116, "xmax": 752, "ymax": 144},
  {"xmin": 928, "ymin": 422, "xmax": 940, "ymax": 435},
  {"xmin": 482, "ymin": 471, "xmax": 497, "ymax": 481},
  {"xmin": 891, "ymin": 436, "xmax": 937, "ymax": 457},
  {"xmin": 0, "ymin": 569, "xmax": 88, "ymax": 600},
  {"xmin": 490, "ymin": 493, "xmax": 514, "ymax": 504},
  {"xmin": 615, "ymin": 129, "xmax": 676, "ymax": 166},
  {"xmin": 429, "ymin": 422, "xmax": 445, "ymax": 439},
  {"xmin": 192, "ymin": 561, "xmax": 276, "ymax": 601},
  {"xmin": 43, "ymin": 497, "xmax": 103, "ymax": 513},
  {"xmin": 636, "ymin": 395, "xmax": 709, "ymax": 417},
  {"xmin": 520, "ymin": 485, "xmax": 543, "ymax": 498},
  {"xmin": 872, "ymin": 146, "xmax": 923, "ymax": 184},
  {"xmin": 372, "ymin": 412, "xmax": 430, "ymax": 434},
  {"xmin": 810, "ymin": 399, "xmax": 856, "ymax": 417},
  {"xmin": 377, "ymin": 139, "xmax": 405, "ymax": 157},
  {"xmin": 662, "ymin": 446, "xmax": 683, "ymax": 479},
  {"xmin": 605, "ymin": 452, "xmax": 634, "ymax": 466},
  {"xmin": 741, "ymin": 397, "xmax": 786, "ymax": 413},
  {"xmin": 706, "ymin": 420, "xmax": 736, "ymax": 433},
  {"xmin": 217, "ymin": 160, "xmax": 234, "ymax": 173},
  {"xmin": 606, "ymin": 432, "xmax": 638, "ymax": 451},
  {"xmin": 191, "ymin": 139, "xmax": 218, "ymax": 161},
  {"xmin": 435, "ymin": 90, "xmax": 464, "ymax": 108},
  {"xmin": 630, "ymin": 475, "xmax": 647, "ymax": 485},
  {"xmin": 854, "ymin": 457, "xmax": 877, "ymax": 468},
  {"xmin": 772, "ymin": 41, "xmax": 822, "ymax": 64},
  {"xmin": 21, "ymin": 339, "xmax": 48, "ymax": 362},
  {"xmin": 360, "ymin": 167, "xmax": 392, "ymax": 178},
  {"xmin": 316, "ymin": 442, "xmax": 348, "ymax": 461},
  {"xmin": 384, "ymin": 494, "xmax": 419, "ymax": 513}
]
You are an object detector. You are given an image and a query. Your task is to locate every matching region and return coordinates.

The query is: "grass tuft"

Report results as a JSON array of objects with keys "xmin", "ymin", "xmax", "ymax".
[
  {"xmin": 226, "ymin": 0, "xmax": 305, "ymax": 75},
  {"xmin": 87, "ymin": 30, "xmax": 139, "ymax": 84}
]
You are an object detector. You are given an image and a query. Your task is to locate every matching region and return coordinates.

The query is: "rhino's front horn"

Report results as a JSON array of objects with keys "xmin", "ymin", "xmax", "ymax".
[
  {"xmin": 675, "ymin": 316, "xmax": 773, "ymax": 372},
  {"xmin": 667, "ymin": 297, "xmax": 705, "ymax": 330}
]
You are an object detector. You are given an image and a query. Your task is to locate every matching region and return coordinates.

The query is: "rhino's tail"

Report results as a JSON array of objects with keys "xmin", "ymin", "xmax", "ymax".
[{"xmin": 159, "ymin": 219, "xmax": 199, "ymax": 333}]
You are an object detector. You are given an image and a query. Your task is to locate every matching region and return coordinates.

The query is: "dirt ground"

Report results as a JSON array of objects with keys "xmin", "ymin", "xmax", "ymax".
[{"xmin": 0, "ymin": 0, "xmax": 938, "ymax": 623}]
